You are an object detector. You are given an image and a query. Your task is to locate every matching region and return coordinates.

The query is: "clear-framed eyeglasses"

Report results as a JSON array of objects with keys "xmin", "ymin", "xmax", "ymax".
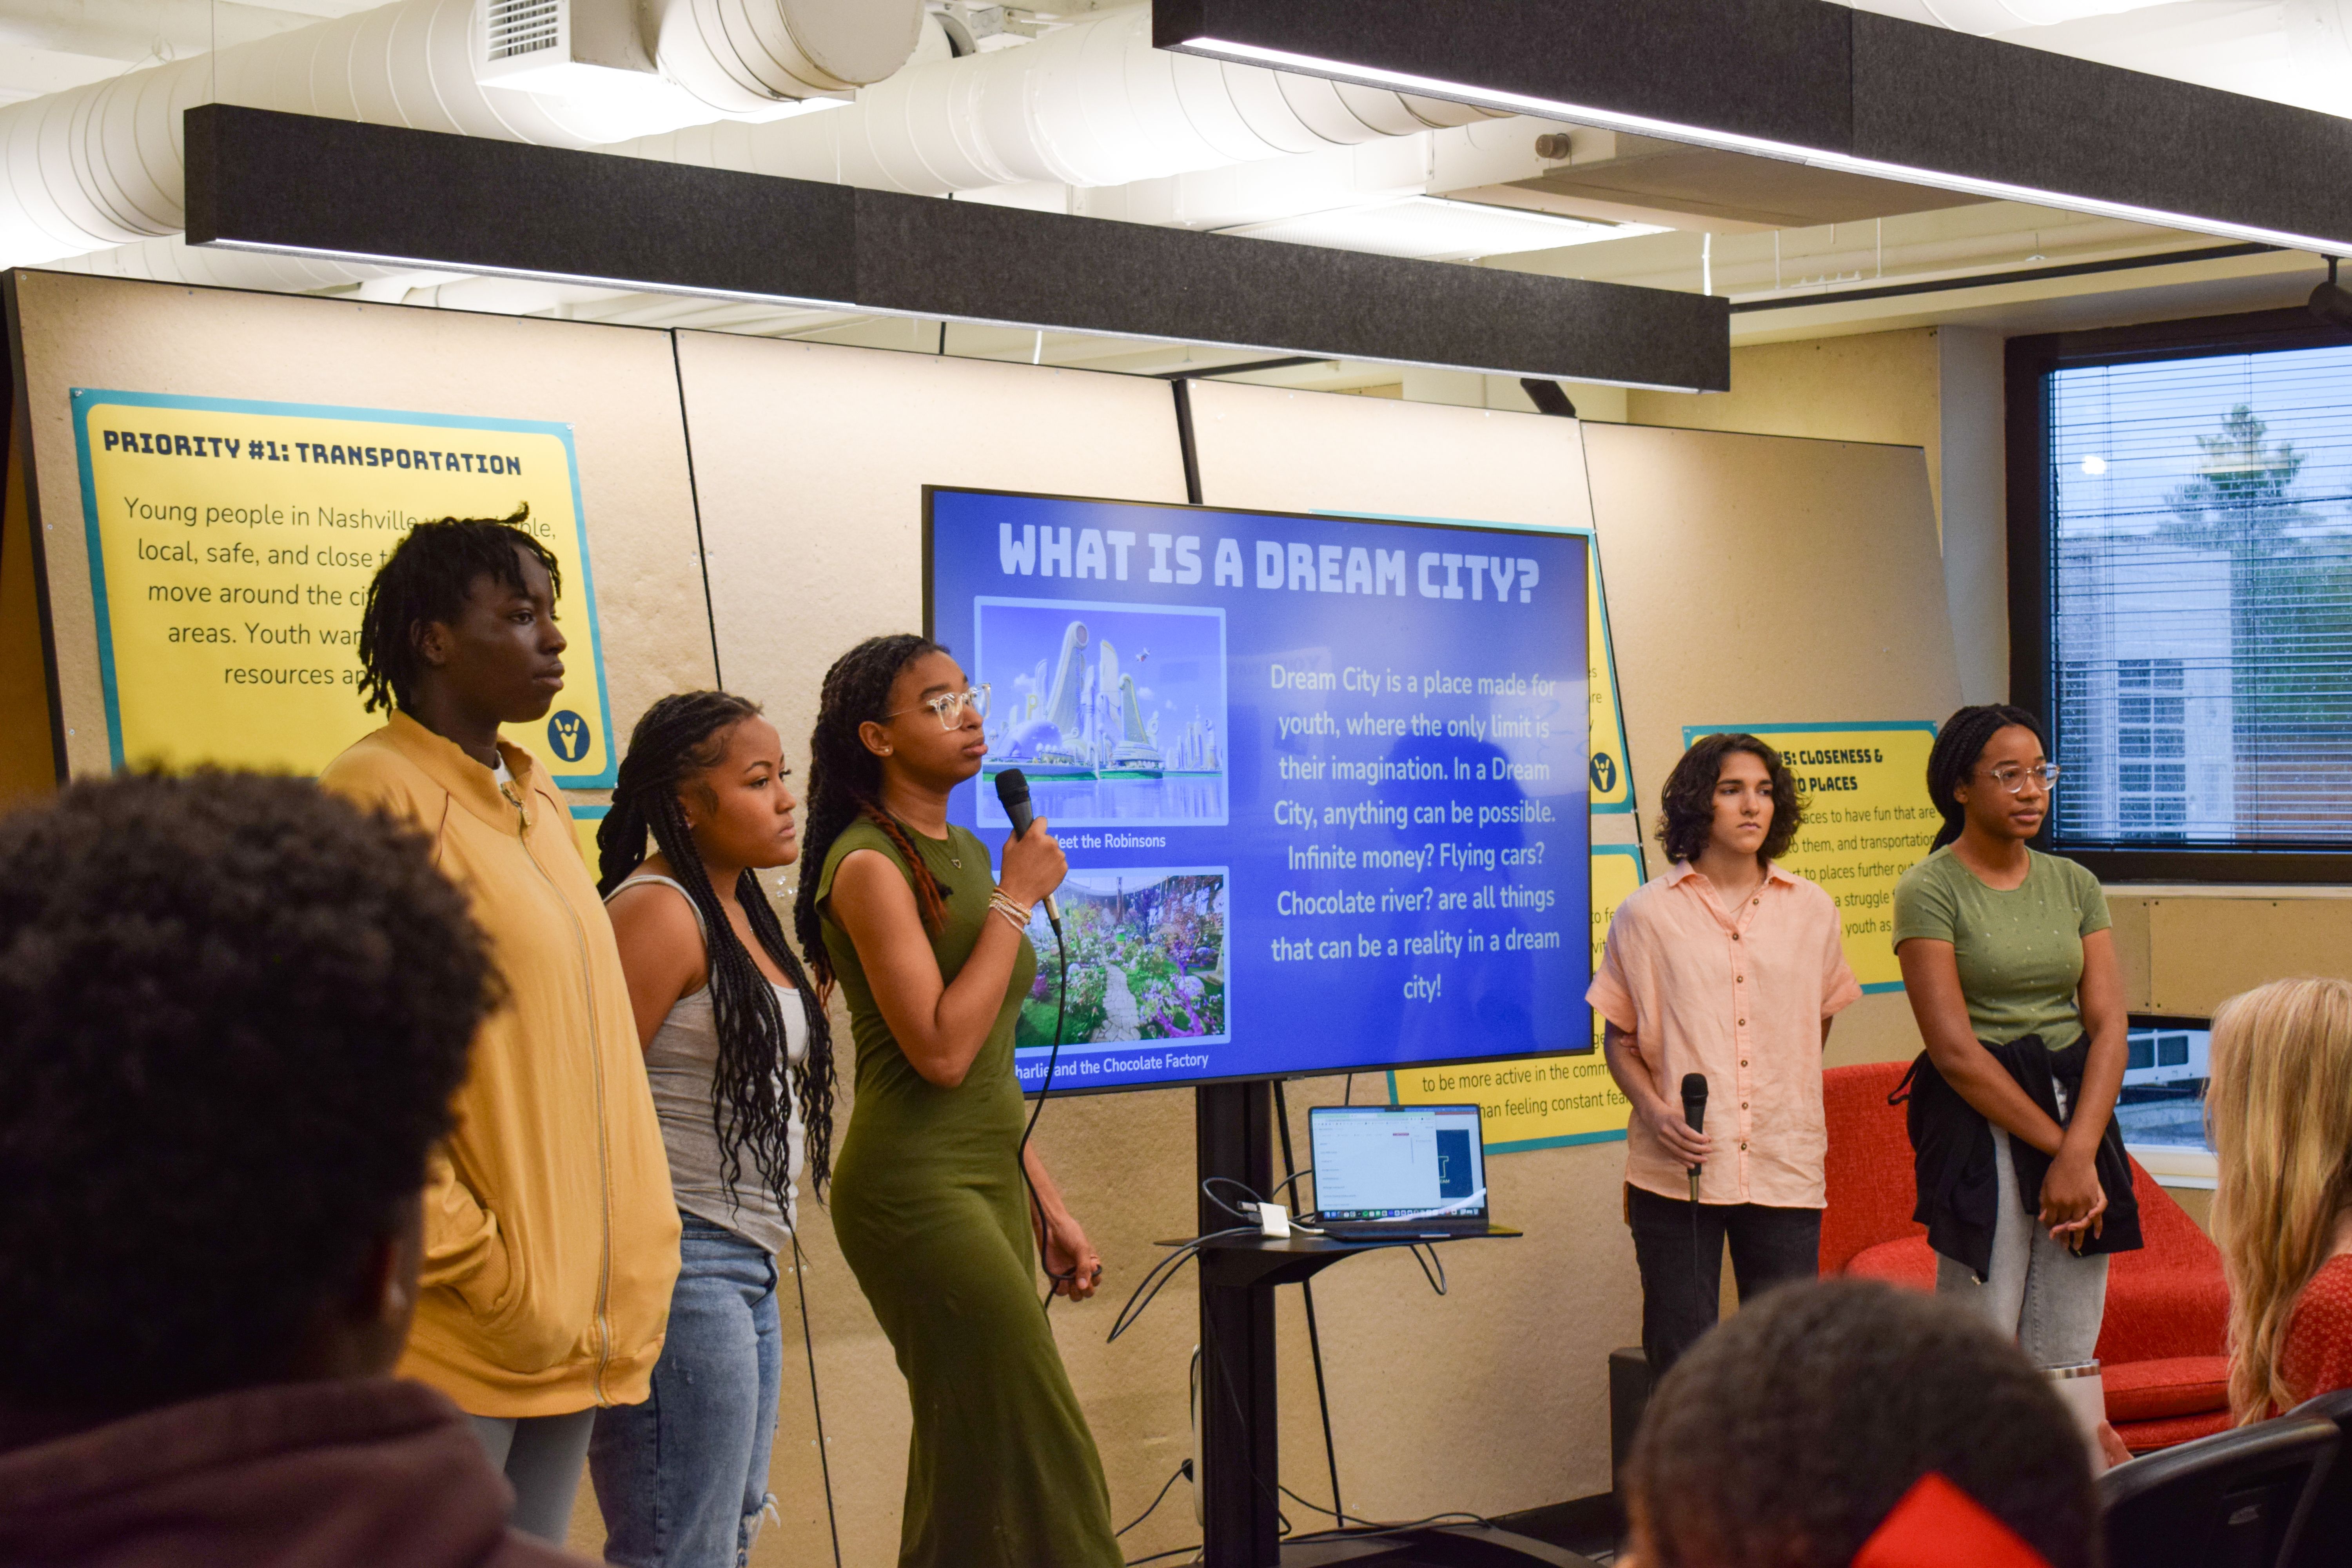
[
  {"xmin": 887, "ymin": 684, "xmax": 991, "ymax": 729},
  {"xmin": 1985, "ymin": 762, "xmax": 2062, "ymax": 795}
]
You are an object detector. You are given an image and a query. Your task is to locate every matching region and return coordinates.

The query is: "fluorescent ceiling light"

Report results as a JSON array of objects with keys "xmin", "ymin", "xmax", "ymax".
[
  {"xmin": 1218, "ymin": 196, "xmax": 1660, "ymax": 263},
  {"xmin": 202, "ymin": 234, "xmax": 1716, "ymax": 392},
  {"xmin": 1178, "ymin": 34, "xmax": 2351, "ymax": 257}
]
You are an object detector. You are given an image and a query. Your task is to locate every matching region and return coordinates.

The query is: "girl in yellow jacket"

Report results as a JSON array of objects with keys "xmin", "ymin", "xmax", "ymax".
[{"xmin": 321, "ymin": 514, "xmax": 679, "ymax": 1543}]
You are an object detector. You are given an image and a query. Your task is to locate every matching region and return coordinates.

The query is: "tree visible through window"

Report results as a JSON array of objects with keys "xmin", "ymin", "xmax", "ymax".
[{"xmin": 2048, "ymin": 349, "xmax": 2352, "ymax": 850}]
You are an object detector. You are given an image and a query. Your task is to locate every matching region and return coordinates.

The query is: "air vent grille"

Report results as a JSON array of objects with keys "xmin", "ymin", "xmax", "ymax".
[{"xmin": 486, "ymin": 0, "xmax": 562, "ymax": 61}]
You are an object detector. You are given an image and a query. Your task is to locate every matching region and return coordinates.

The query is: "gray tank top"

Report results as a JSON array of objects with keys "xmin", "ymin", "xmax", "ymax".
[{"xmin": 607, "ymin": 874, "xmax": 806, "ymax": 1257}]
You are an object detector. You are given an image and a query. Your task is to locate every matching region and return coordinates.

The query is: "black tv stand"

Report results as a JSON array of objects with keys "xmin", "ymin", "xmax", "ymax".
[{"xmin": 1192, "ymin": 1081, "xmax": 1595, "ymax": 1568}]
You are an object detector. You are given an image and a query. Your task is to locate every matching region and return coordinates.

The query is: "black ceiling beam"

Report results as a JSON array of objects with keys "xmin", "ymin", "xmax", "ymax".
[
  {"xmin": 180, "ymin": 103, "xmax": 1729, "ymax": 392},
  {"xmin": 1154, "ymin": 0, "xmax": 2352, "ymax": 255}
]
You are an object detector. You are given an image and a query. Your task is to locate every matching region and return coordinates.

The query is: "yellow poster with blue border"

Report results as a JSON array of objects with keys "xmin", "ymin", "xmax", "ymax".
[
  {"xmin": 1679, "ymin": 721, "xmax": 1939, "ymax": 993},
  {"xmin": 70, "ymin": 388, "xmax": 614, "ymax": 786}
]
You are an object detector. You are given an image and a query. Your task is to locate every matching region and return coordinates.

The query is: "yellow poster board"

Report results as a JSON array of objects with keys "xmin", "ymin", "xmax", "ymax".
[
  {"xmin": 1584, "ymin": 535, "xmax": 1633, "ymax": 815},
  {"xmin": 1388, "ymin": 840, "xmax": 1643, "ymax": 1152},
  {"xmin": 70, "ymin": 388, "xmax": 615, "ymax": 786},
  {"xmin": 1680, "ymin": 722, "xmax": 1940, "ymax": 992},
  {"xmin": 573, "ymin": 804, "xmax": 609, "ymax": 875}
]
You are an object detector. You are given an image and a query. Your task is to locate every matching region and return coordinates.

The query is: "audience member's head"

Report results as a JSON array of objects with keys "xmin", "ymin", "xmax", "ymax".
[
  {"xmin": 2206, "ymin": 975, "xmax": 2352, "ymax": 1421},
  {"xmin": 0, "ymin": 772, "xmax": 495, "ymax": 1424},
  {"xmin": 1624, "ymin": 1279, "xmax": 2098, "ymax": 1568}
]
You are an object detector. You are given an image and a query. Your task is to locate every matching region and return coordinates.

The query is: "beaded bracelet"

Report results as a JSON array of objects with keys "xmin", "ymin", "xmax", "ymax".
[{"xmin": 989, "ymin": 889, "xmax": 1032, "ymax": 935}]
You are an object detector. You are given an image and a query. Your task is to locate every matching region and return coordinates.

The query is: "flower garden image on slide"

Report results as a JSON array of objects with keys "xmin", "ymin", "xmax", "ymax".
[{"xmin": 1018, "ymin": 868, "xmax": 1229, "ymax": 1047}]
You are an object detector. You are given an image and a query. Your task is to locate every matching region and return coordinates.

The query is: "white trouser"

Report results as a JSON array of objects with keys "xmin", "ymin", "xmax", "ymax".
[{"xmin": 1935, "ymin": 1115, "xmax": 2111, "ymax": 1369}]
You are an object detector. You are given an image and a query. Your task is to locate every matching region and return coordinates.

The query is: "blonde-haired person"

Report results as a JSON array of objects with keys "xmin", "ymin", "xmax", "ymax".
[{"xmin": 2207, "ymin": 976, "xmax": 2352, "ymax": 1421}]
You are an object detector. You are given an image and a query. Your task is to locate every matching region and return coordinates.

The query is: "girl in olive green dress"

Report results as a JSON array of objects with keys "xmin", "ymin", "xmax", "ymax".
[{"xmin": 793, "ymin": 633, "xmax": 1120, "ymax": 1568}]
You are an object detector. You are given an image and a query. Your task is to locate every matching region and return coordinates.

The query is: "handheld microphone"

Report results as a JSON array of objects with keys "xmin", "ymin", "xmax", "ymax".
[
  {"xmin": 1680, "ymin": 1072, "xmax": 1709, "ymax": 1203},
  {"xmin": 992, "ymin": 768, "xmax": 1062, "ymax": 934}
]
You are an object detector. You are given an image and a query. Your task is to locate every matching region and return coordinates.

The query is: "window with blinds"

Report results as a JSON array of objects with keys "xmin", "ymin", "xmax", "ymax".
[{"xmin": 2046, "ymin": 342, "xmax": 2352, "ymax": 850}]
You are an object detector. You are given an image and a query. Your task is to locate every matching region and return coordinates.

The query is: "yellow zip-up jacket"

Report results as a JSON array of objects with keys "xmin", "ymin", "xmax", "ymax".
[{"xmin": 321, "ymin": 712, "xmax": 679, "ymax": 1417}]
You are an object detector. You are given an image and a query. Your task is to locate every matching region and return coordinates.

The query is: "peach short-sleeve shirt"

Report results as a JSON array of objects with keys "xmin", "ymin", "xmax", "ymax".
[{"xmin": 1586, "ymin": 861, "xmax": 1862, "ymax": 1208}]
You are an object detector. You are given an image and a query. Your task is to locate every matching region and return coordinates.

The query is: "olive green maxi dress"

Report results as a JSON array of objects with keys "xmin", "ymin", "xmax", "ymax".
[{"xmin": 818, "ymin": 817, "xmax": 1122, "ymax": 1568}]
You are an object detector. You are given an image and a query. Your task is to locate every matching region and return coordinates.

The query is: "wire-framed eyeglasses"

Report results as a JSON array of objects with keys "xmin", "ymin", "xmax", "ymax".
[
  {"xmin": 1984, "ymin": 762, "xmax": 2062, "ymax": 795},
  {"xmin": 886, "ymin": 684, "xmax": 991, "ymax": 729}
]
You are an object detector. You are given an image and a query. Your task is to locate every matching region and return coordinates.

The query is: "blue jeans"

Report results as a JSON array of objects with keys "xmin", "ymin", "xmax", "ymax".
[{"xmin": 590, "ymin": 1214, "xmax": 783, "ymax": 1568}]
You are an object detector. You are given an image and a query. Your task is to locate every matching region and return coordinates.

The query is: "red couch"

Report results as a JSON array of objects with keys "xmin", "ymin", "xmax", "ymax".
[{"xmin": 1821, "ymin": 1060, "xmax": 2231, "ymax": 1452}]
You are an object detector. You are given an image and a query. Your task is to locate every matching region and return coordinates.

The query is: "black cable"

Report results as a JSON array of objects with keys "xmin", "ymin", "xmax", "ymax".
[
  {"xmin": 1020, "ymin": 921, "xmax": 1072, "ymax": 1309},
  {"xmin": 1116, "ymin": 1462, "xmax": 1191, "ymax": 1539},
  {"xmin": 787, "ymin": 1230, "xmax": 843, "ymax": 1568},
  {"xmin": 1275, "ymin": 1482, "xmax": 1495, "ymax": 1536},
  {"xmin": 1692, "ymin": 1192, "xmax": 1705, "ymax": 1308},
  {"xmin": 1106, "ymin": 1228, "xmax": 1255, "ymax": 1342},
  {"xmin": 1273, "ymin": 1080, "xmax": 1345, "ymax": 1533},
  {"xmin": 1124, "ymin": 1547, "xmax": 1203, "ymax": 1566},
  {"xmin": 1409, "ymin": 1242, "xmax": 1448, "ymax": 1297},
  {"xmin": 1200, "ymin": 1175, "xmax": 1261, "ymax": 1222},
  {"xmin": 1197, "ymin": 1276, "xmax": 1307, "ymax": 1538}
]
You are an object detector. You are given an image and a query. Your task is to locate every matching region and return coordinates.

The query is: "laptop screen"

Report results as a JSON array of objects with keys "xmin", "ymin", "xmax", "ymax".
[{"xmin": 1308, "ymin": 1105, "xmax": 1488, "ymax": 1224}]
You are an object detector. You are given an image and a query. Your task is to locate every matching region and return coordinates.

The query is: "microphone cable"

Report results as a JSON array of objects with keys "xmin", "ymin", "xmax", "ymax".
[
  {"xmin": 787, "ymin": 1229, "xmax": 843, "ymax": 1568},
  {"xmin": 1020, "ymin": 916, "xmax": 1073, "ymax": 1310}
]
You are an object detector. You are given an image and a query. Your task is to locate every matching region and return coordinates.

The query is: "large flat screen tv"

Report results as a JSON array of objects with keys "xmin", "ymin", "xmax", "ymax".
[{"xmin": 926, "ymin": 486, "xmax": 1591, "ymax": 1092}]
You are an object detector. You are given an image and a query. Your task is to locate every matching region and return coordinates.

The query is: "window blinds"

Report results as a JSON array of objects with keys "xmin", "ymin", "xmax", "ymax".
[{"xmin": 2047, "ymin": 343, "xmax": 2352, "ymax": 849}]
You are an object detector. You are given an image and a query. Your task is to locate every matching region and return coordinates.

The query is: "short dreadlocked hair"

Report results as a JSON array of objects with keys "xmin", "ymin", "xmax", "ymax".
[
  {"xmin": 0, "ymin": 771, "xmax": 496, "ymax": 1413},
  {"xmin": 1626, "ymin": 1279, "xmax": 2098, "ymax": 1568},
  {"xmin": 356, "ymin": 509, "xmax": 561, "ymax": 715}
]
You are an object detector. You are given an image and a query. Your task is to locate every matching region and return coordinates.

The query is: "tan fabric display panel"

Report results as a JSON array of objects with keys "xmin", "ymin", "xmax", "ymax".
[
  {"xmin": 11, "ymin": 270, "xmax": 713, "ymax": 782},
  {"xmin": 1183, "ymin": 378, "xmax": 1628, "ymax": 1523},
  {"xmin": 673, "ymin": 331, "xmax": 1197, "ymax": 1567},
  {"xmin": 1582, "ymin": 422, "xmax": 1962, "ymax": 1073}
]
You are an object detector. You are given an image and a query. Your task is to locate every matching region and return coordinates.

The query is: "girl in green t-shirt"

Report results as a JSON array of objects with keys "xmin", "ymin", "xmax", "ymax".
[{"xmin": 1892, "ymin": 705, "xmax": 2134, "ymax": 1372}]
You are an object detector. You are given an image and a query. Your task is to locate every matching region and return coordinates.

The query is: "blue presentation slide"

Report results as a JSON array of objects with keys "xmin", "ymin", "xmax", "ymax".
[{"xmin": 927, "ymin": 487, "xmax": 1590, "ymax": 1091}]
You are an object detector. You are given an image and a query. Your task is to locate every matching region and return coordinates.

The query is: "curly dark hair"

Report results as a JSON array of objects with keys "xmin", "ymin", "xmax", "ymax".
[
  {"xmin": 1926, "ymin": 704, "xmax": 2048, "ymax": 851},
  {"xmin": 0, "ymin": 771, "xmax": 495, "ymax": 1414},
  {"xmin": 1626, "ymin": 1279, "xmax": 2098, "ymax": 1568},
  {"xmin": 792, "ymin": 634, "xmax": 953, "ymax": 986},
  {"xmin": 1656, "ymin": 733, "xmax": 1803, "ymax": 866},
  {"xmin": 356, "ymin": 509, "xmax": 560, "ymax": 715},
  {"xmin": 600, "ymin": 691, "xmax": 838, "ymax": 1198}
]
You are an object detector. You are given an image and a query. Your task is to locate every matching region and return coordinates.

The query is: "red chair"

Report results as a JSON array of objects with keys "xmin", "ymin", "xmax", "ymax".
[{"xmin": 1821, "ymin": 1060, "xmax": 2232, "ymax": 1453}]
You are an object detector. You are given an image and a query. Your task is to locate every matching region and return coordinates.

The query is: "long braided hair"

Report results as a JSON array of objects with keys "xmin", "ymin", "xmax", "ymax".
[
  {"xmin": 794, "ymin": 635, "xmax": 953, "ymax": 986},
  {"xmin": 1924, "ymin": 704, "xmax": 2049, "ymax": 851},
  {"xmin": 599, "ymin": 691, "xmax": 838, "ymax": 1200}
]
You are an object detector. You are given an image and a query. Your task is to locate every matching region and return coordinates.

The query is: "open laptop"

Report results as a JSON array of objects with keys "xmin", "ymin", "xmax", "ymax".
[{"xmin": 1307, "ymin": 1103, "xmax": 1495, "ymax": 1240}]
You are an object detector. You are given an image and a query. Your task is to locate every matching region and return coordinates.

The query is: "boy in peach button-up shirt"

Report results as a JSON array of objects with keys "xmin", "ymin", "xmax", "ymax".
[{"xmin": 1590, "ymin": 734, "xmax": 1860, "ymax": 1375}]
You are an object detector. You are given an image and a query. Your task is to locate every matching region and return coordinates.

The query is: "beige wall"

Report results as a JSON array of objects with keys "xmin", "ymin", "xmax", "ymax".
[
  {"xmin": 1626, "ymin": 325, "xmax": 2011, "ymax": 705},
  {"xmin": 19, "ymin": 276, "xmax": 1985, "ymax": 1565}
]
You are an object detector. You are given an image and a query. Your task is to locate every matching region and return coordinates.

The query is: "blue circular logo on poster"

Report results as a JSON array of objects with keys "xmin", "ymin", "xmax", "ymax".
[
  {"xmin": 1590, "ymin": 751, "xmax": 1618, "ymax": 793},
  {"xmin": 547, "ymin": 710, "xmax": 592, "ymax": 764}
]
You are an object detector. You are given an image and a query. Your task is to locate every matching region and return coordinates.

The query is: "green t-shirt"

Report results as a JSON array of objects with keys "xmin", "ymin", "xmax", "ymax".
[{"xmin": 1891, "ymin": 846, "xmax": 2111, "ymax": 1051}]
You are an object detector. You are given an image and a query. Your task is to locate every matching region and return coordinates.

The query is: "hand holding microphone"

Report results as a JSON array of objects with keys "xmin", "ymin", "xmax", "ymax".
[
  {"xmin": 1679, "ymin": 1072, "xmax": 1710, "ymax": 1204},
  {"xmin": 992, "ymin": 769, "xmax": 1065, "ymax": 933}
]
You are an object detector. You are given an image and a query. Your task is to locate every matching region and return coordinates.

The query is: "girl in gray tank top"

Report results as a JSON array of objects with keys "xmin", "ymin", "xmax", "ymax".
[{"xmin": 586, "ymin": 692, "xmax": 837, "ymax": 1568}]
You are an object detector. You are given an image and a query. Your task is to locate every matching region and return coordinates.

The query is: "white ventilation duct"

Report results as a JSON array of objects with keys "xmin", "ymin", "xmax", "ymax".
[
  {"xmin": 624, "ymin": 4, "xmax": 1506, "ymax": 198},
  {"xmin": 0, "ymin": 0, "xmax": 924, "ymax": 269}
]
